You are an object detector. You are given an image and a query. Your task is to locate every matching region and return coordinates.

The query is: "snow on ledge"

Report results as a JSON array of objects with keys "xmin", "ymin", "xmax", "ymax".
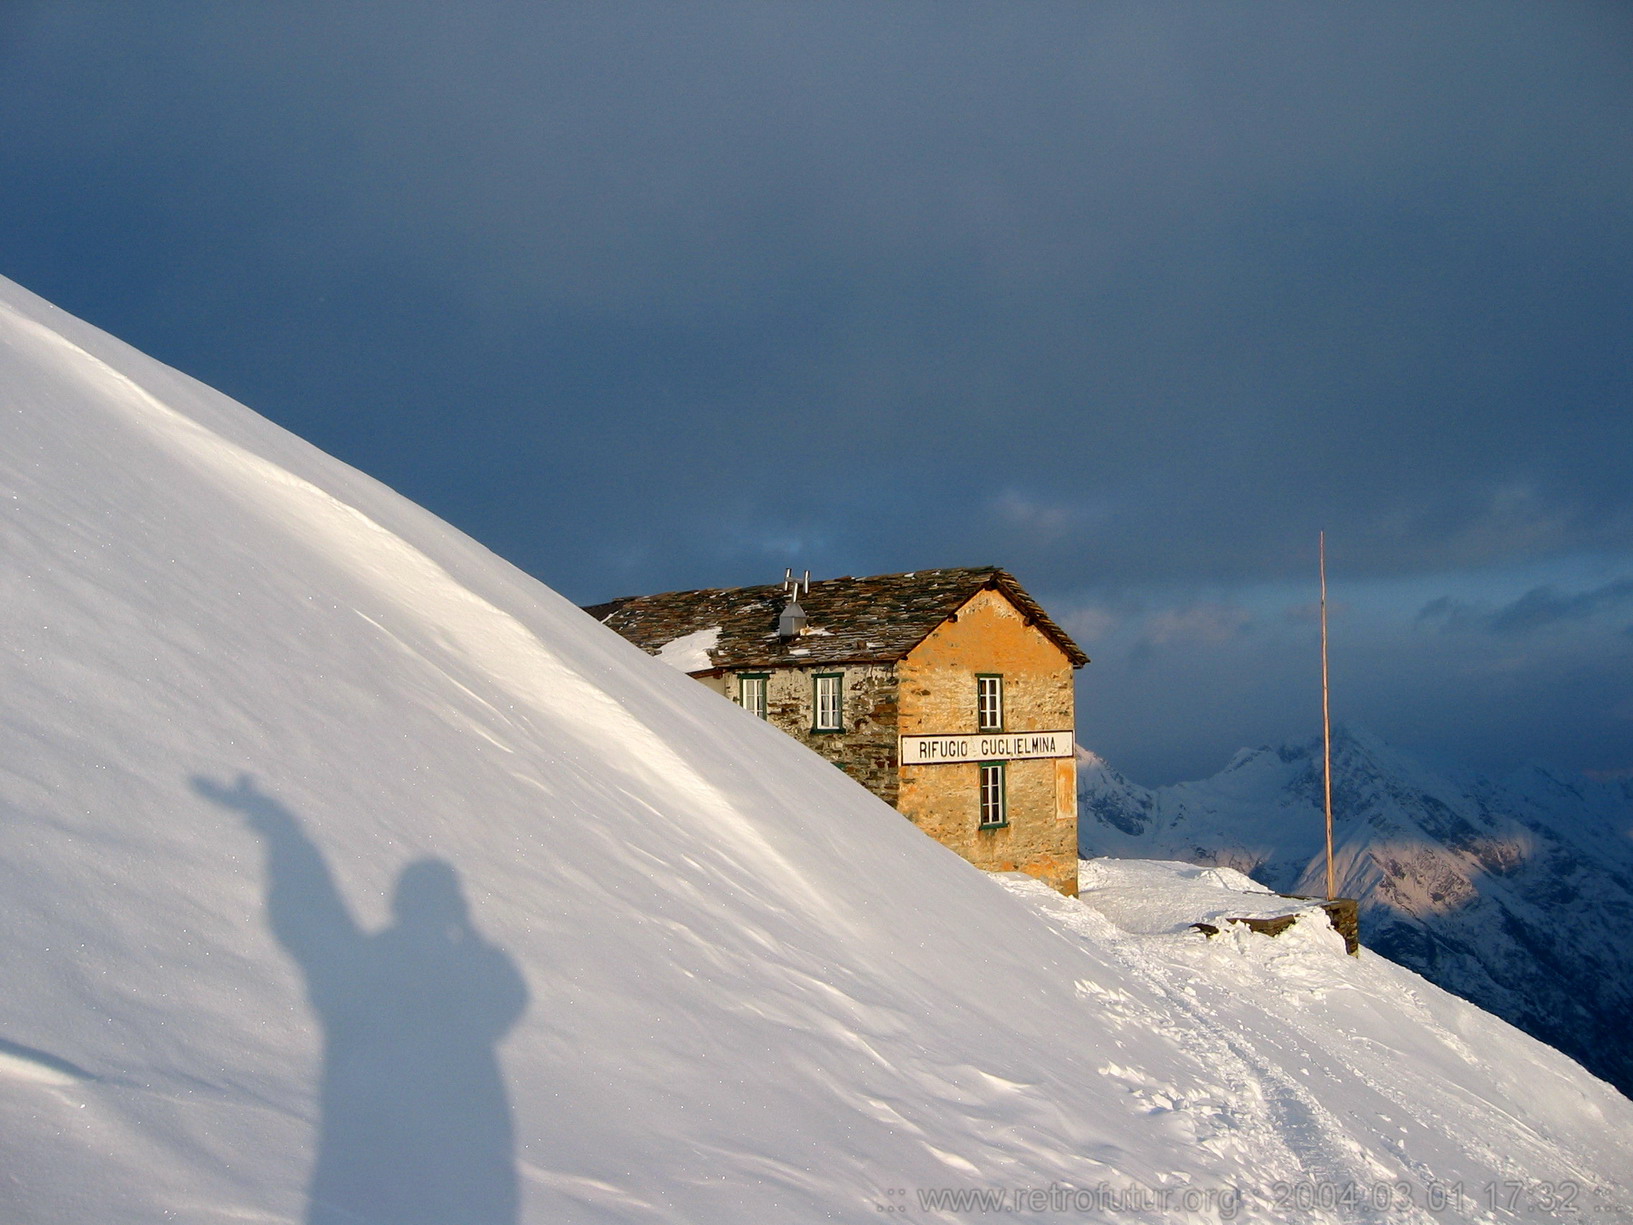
[{"xmin": 1069, "ymin": 858, "xmax": 1324, "ymax": 938}]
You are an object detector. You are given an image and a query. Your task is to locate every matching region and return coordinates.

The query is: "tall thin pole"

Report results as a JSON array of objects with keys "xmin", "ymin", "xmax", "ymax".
[{"xmin": 1320, "ymin": 531, "xmax": 1336, "ymax": 901}]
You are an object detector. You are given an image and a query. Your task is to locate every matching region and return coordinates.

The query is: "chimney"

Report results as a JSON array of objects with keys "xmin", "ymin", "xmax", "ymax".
[
  {"xmin": 778, "ymin": 596, "xmax": 808, "ymax": 638},
  {"xmin": 779, "ymin": 568, "xmax": 809, "ymax": 637}
]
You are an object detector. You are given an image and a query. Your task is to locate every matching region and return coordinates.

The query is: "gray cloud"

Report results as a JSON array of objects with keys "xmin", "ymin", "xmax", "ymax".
[
  {"xmin": 4, "ymin": 1, "xmax": 1632, "ymax": 780},
  {"xmin": 1487, "ymin": 579, "xmax": 1633, "ymax": 636},
  {"xmin": 1417, "ymin": 577, "xmax": 1633, "ymax": 636}
]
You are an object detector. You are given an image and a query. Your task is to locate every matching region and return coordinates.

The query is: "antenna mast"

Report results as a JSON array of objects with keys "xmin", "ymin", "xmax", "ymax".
[{"xmin": 1320, "ymin": 531, "xmax": 1335, "ymax": 901}]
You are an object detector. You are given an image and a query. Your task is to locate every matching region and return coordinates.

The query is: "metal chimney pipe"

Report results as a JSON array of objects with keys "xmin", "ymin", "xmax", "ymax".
[{"xmin": 778, "ymin": 598, "xmax": 807, "ymax": 638}]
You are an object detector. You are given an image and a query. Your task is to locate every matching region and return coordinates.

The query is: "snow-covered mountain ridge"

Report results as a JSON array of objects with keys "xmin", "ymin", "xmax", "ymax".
[
  {"xmin": 3, "ymin": 272, "xmax": 1631, "ymax": 1223},
  {"xmin": 1077, "ymin": 726, "xmax": 1633, "ymax": 1100}
]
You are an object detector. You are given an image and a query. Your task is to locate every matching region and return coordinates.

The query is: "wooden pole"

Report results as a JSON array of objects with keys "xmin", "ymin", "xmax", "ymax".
[{"xmin": 1320, "ymin": 531, "xmax": 1335, "ymax": 901}]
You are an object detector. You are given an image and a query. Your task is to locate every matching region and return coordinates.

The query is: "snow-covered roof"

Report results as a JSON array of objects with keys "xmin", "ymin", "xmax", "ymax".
[{"xmin": 584, "ymin": 566, "xmax": 1090, "ymax": 673}]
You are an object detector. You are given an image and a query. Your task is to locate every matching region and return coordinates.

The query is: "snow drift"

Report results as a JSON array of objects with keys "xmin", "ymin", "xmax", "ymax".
[{"xmin": 2, "ymin": 274, "xmax": 1630, "ymax": 1223}]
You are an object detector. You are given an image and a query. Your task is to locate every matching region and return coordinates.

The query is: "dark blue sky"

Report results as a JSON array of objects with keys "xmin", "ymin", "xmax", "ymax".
[{"xmin": 4, "ymin": 2, "xmax": 1630, "ymax": 783}]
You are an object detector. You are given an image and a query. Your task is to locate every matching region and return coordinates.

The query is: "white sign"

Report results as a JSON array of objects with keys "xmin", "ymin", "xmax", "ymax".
[{"xmin": 899, "ymin": 731, "xmax": 1074, "ymax": 765}]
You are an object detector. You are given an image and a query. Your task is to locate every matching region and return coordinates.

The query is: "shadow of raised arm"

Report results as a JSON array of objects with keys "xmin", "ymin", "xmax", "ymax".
[
  {"xmin": 192, "ymin": 773, "xmax": 361, "ymax": 992},
  {"xmin": 194, "ymin": 772, "xmax": 300, "ymax": 835}
]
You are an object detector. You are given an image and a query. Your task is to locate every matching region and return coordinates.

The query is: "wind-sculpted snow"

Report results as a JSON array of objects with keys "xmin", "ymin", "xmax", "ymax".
[
  {"xmin": 2, "ymin": 273, "xmax": 1631, "ymax": 1222},
  {"xmin": 1078, "ymin": 726, "xmax": 1633, "ymax": 1101}
]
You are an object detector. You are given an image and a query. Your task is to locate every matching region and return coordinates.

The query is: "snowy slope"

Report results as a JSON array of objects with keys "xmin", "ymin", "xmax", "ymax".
[
  {"xmin": 1076, "ymin": 728, "xmax": 1633, "ymax": 1101},
  {"xmin": 2, "ymin": 274, "xmax": 1630, "ymax": 1224},
  {"xmin": 1006, "ymin": 863, "xmax": 1631, "ymax": 1222}
]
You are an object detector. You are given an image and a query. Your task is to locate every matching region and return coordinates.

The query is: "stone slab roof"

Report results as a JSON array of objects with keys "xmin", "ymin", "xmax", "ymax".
[{"xmin": 585, "ymin": 566, "xmax": 1089, "ymax": 673}]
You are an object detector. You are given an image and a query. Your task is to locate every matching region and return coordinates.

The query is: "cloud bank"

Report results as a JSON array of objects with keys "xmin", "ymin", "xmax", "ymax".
[{"xmin": 3, "ymin": 2, "xmax": 1629, "ymax": 780}]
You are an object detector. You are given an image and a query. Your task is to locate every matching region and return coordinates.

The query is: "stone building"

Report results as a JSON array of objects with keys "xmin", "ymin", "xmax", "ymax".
[{"xmin": 586, "ymin": 566, "xmax": 1088, "ymax": 895}]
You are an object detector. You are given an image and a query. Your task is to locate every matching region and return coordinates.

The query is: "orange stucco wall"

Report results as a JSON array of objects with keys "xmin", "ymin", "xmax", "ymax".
[{"xmin": 896, "ymin": 587, "xmax": 1078, "ymax": 895}]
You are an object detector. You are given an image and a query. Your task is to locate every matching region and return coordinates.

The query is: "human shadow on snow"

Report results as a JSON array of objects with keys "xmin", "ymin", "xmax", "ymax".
[{"xmin": 194, "ymin": 774, "xmax": 529, "ymax": 1225}]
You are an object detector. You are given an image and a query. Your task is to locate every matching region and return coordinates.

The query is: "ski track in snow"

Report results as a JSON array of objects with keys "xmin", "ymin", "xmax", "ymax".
[
  {"xmin": 1010, "ymin": 873, "xmax": 1628, "ymax": 1225},
  {"xmin": 1028, "ymin": 885, "xmax": 1390, "ymax": 1223},
  {"xmin": 1092, "ymin": 940, "xmax": 1398, "ymax": 1223}
]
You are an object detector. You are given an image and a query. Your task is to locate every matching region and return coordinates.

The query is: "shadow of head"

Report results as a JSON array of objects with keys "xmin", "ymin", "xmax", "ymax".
[{"xmin": 393, "ymin": 858, "xmax": 470, "ymax": 934}]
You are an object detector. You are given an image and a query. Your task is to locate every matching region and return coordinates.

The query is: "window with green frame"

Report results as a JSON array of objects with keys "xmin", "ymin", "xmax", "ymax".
[
  {"xmin": 812, "ymin": 673, "xmax": 843, "ymax": 732},
  {"xmin": 737, "ymin": 673, "xmax": 769, "ymax": 719},
  {"xmin": 978, "ymin": 761, "xmax": 1007, "ymax": 827},
  {"xmin": 976, "ymin": 674, "xmax": 1004, "ymax": 731}
]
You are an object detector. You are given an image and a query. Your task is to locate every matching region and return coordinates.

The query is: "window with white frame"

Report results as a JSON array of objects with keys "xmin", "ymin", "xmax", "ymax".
[
  {"xmin": 978, "ymin": 761, "xmax": 1007, "ymax": 827},
  {"xmin": 738, "ymin": 674, "xmax": 768, "ymax": 719},
  {"xmin": 976, "ymin": 674, "xmax": 1004, "ymax": 731},
  {"xmin": 813, "ymin": 673, "xmax": 843, "ymax": 731}
]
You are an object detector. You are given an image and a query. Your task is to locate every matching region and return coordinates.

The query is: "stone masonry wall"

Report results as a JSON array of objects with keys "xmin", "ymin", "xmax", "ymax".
[
  {"xmin": 896, "ymin": 588, "xmax": 1078, "ymax": 895},
  {"xmin": 732, "ymin": 664, "xmax": 901, "ymax": 804}
]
